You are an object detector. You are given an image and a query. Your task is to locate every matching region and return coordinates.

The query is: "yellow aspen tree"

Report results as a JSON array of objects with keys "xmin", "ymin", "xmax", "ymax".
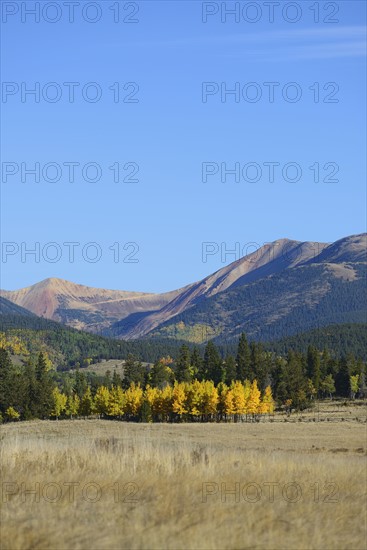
[
  {"xmin": 144, "ymin": 384, "xmax": 159, "ymax": 413},
  {"xmin": 66, "ymin": 393, "xmax": 80, "ymax": 419},
  {"xmin": 51, "ymin": 387, "xmax": 67, "ymax": 419},
  {"xmin": 260, "ymin": 385, "xmax": 274, "ymax": 415},
  {"xmin": 144, "ymin": 385, "xmax": 160, "ymax": 417},
  {"xmin": 5, "ymin": 406, "xmax": 20, "ymax": 421},
  {"xmin": 242, "ymin": 380, "xmax": 252, "ymax": 416},
  {"xmin": 159, "ymin": 385, "xmax": 173, "ymax": 421},
  {"xmin": 223, "ymin": 388, "xmax": 235, "ymax": 421},
  {"xmin": 124, "ymin": 383, "xmax": 143, "ymax": 418},
  {"xmin": 94, "ymin": 386, "xmax": 110, "ymax": 417},
  {"xmin": 217, "ymin": 382, "xmax": 229, "ymax": 421},
  {"xmin": 187, "ymin": 380, "xmax": 204, "ymax": 419},
  {"xmin": 108, "ymin": 385, "xmax": 124, "ymax": 417},
  {"xmin": 172, "ymin": 382, "xmax": 188, "ymax": 418},
  {"xmin": 247, "ymin": 380, "xmax": 261, "ymax": 417},
  {"xmin": 231, "ymin": 381, "xmax": 246, "ymax": 421},
  {"xmin": 202, "ymin": 380, "xmax": 218, "ymax": 420}
]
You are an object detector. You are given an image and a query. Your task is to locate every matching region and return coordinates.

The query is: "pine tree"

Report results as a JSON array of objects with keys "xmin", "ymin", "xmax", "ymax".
[
  {"xmin": 35, "ymin": 352, "xmax": 54, "ymax": 418},
  {"xmin": 175, "ymin": 345, "xmax": 192, "ymax": 383},
  {"xmin": 149, "ymin": 359, "xmax": 172, "ymax": 389},
  {"xmin": 122, "ymin": 354, "xmax": 145, "ymax": 389},
  {"xmin": 307, "ymin": 346, "xmax": 321, "ymax": 395},
  {"xmin": 191, "ymin": 347, "xmax": 204, "ymax": 380},
  {"xmin": 250, "ymin": 342, "xmax": 262, "ymax": 383},
  {"xmin": 112, "ymin": 370, "xmax": 122, "ymax": 387},
  {"xmin": 79, "ymin": 387, "xmax": 94, "ymax": 417},
  {"xmin": 204, "ymin": 341, "xmax": 224, "ymax": 385},
  {"xmin": 236, "ymin": 333, "xmax": 251, "ymax": 382},
  {"xmin": 335, "ymin": 357, "xmax": 350, "ymax": 397},
  {"xmin": 277, "ymin": 352, "xmax": 308, "ymax": 411},
  {"xmin": 0, "ymin": 348, "xmax": 15, "ymax": 414},
  {"xmin": 224, "ymin": 355, "xmax": 237, "ymax": 385},
  {"xmin": 74, "ymin": 368, "xmax": 88, "ymax": 398}
]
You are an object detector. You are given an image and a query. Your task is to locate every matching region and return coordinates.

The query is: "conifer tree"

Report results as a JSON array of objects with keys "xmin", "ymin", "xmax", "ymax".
[
  {"xmin": 307, "ymin": 345, "xmax": 321, "ymax": 395},
  {"xmin": 204, "ymin": 341, "xmax": 224, "ymax": 385},
  {"xmin": 191, "ymin": 347, "xmax": 204, "ymax": 380},
  {"xmin": 175, "ymin": 345, "xmax": 192, "ymax": 383},
  {"xmin": 236, "ymin": 333, "xmax": 251, "ymax": 382},
  {"xmin": 335, "ymin": 357, "xmax": 350, "ymax": 397},
  {"xmin": 0, "ymin": 348, "xmax": 17, "ymax": 414},
  {"xmin": 149, "ymin": 359, "xmax": 172, "ymax": 389},
  {"xmin": 79, "ymin": 387, "xmax": 94, "ymax": 417},
  {"xmin": 35, "ymin": 352, "xmax": 54, "ymax": 418},
  {"xmin": 122, "ymin": 354, "xmax": 145, "ymax": 389},
  {"xmin": 224, "ymin": 355, "xmax": 237, "ymax": 385}
]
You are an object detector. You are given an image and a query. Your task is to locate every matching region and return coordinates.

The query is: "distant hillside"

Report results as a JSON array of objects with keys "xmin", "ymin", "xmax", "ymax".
[
  {"xmin": 0, "ymin": 278, "xmax": 181, "ymax": 332},
  {"xmin": 2, "ymin": 233, "xmax": 366, "ymax": 343},
  {"xmin": 265, "ymin": 323, "xmax": 367, "ymax": 360},
  {"xmin": 0, "ymin": 313, "xmax": 187, "ymax": 369},
  {"xmin": 0, "ymin": 296, "xmax": 35, "ymax": 317},
  {"xmin": 149, "ymin": 263, "xmax": 366, "ymax": 343}
]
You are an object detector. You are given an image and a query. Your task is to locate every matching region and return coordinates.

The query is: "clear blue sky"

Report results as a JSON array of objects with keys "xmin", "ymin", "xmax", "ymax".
[{"xmin": 1, "ymin": 1, "xmax": 366, "ymax": 292}]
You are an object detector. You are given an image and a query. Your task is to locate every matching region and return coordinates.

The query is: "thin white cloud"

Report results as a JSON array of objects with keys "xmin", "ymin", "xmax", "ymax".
[{"xmin": 116, "ymin": 25, "xmax": 366, "ymax": 60}]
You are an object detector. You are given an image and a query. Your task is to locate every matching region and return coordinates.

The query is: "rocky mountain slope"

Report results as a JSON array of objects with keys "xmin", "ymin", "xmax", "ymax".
[{"xmin": 1, "ymin": 233, "xmax": 366, "ymax": 341}]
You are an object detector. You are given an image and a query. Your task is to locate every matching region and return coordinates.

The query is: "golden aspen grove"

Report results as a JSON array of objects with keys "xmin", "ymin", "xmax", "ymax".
[{"xmin": 49, "ymin": 379, "xmax": 274, "ymax": 423}]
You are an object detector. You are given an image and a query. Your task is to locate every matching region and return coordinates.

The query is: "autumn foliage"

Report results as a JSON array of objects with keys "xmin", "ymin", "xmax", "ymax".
[{"xmin": 49, "ymin": 379, "xmax": 274, "ymax": 422}]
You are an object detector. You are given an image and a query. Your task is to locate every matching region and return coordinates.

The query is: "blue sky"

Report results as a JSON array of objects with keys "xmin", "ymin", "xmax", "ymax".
[{"xmin": 1, "ymin": 1, "xmax": 366, "ymax": 292}]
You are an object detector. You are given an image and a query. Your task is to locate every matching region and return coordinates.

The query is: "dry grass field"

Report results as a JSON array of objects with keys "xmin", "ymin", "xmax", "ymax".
[{"xmin": 1, "ymin": 406, "xmax": 366, "ymax": 550}]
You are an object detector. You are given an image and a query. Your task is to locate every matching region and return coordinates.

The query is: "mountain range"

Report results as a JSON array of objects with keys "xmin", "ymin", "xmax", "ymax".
[{"xmin": 1, "ymin": 233, "xmax": 366, "ymax": 343}]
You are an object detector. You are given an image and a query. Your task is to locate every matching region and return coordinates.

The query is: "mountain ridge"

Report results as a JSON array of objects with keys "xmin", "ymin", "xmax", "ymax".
[{"xmin": 1, "ymin": 233, "xmax": 366, "ymax": 341}]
